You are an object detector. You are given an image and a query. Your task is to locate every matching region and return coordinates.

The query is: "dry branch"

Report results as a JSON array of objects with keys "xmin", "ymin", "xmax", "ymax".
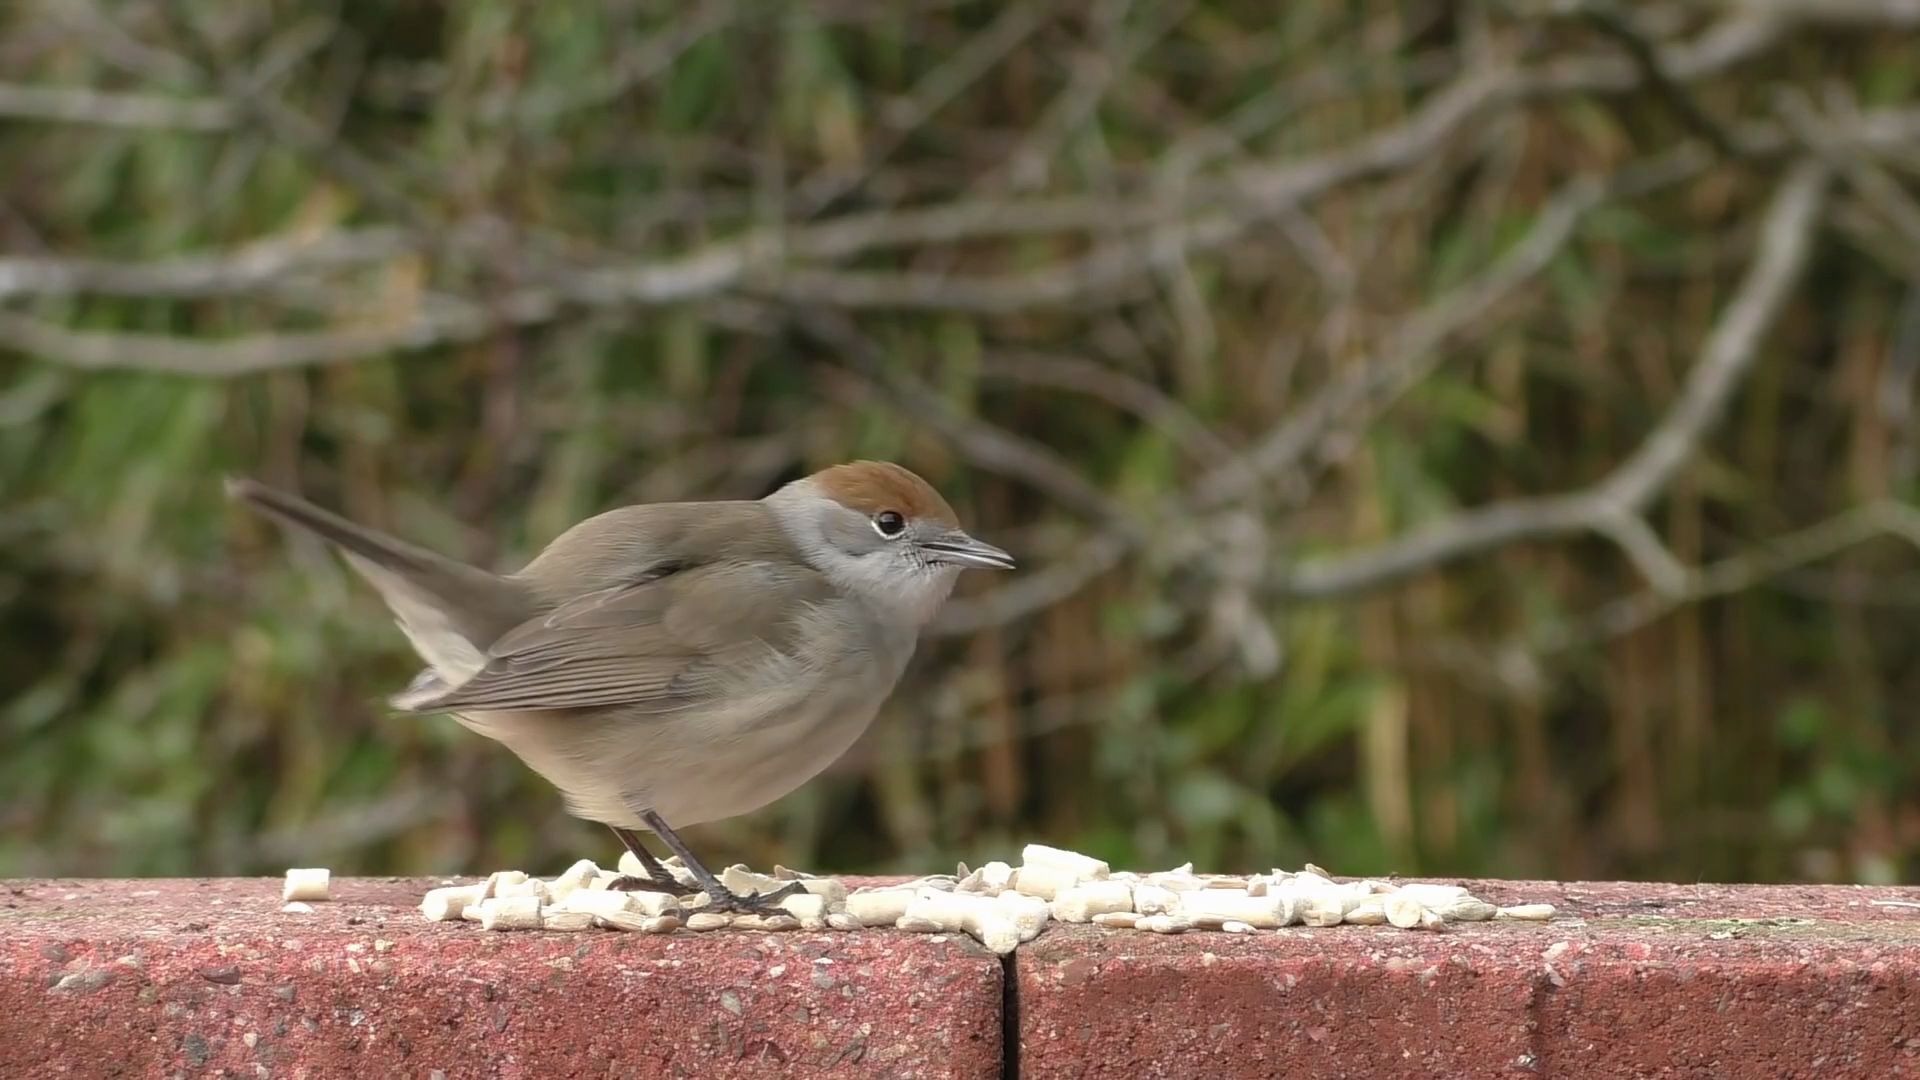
[
  {"xmin": 3, "ymin": 8, "xmax": 1885, "ymax": 376},
  {"xmin": 1283, "ymin": 162, "xmax": 1830, "ymax": 599},
  {"xmin": 0, "ymin": 82, "xmax": 232, "ymax": 130}
]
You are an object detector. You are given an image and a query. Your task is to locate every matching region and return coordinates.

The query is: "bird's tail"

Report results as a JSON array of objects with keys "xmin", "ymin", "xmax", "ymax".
[
  {"xmin": 225, "ymin": 477, "xmax": 528, "ymax": 678},
  {"xmin": 227, "ymin": 477, "xmax": 450, "ymax": 577}
]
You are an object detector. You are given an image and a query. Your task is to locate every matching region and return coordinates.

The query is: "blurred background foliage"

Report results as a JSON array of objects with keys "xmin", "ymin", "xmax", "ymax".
[{"xmin": 3, "ymin": 0, "xmax": 1919, "ymax": 885}]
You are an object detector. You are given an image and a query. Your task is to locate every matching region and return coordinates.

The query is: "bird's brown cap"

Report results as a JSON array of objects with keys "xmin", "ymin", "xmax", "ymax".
[{"xmin": 811, "ymin": 460, "xmax": 959, "ymax": 527}]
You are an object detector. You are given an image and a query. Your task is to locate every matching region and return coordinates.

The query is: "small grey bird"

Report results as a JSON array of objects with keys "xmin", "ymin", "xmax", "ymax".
[{"xmin": 226, "ymin": 461, "xmax": 1012, "ymax": 911}]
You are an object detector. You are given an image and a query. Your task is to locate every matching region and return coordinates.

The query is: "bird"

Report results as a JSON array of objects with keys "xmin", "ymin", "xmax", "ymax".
[{"xmin": 225, "ymin": 461, "xmax": 1013, "ymax": 911}]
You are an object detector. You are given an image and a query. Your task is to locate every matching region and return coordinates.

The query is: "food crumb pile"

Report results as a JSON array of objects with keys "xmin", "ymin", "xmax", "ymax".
[{"xmin": 300, "ymin": 844, "xmax": 1555, "ymax": 956}]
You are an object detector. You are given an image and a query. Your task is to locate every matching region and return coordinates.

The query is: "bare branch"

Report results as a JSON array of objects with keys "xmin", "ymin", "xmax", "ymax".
[
  {"xmin": 499, "ymin": 0, "xmax": 740, "ymax": 125},
  {"xmin": 0, "ymin": 82, "xmax": 233, "ymax": 130},
  {"xmin": 755, "ymin": 216, "xmax": 1240, "ymax": 312},
  {"xmin": 0, "ymin": 229, "xmax": 410, "ymax": 302},
  {"xmin": 977, "ymin": 351, "xmax": 1245, "ymax": 471},
  {"xmin": 1776, "ymin": 90, "xmax": 1920, "ymax": 263},
  {"xmin": 0, "ymin": 306, "xmax": 498, "ymax": 377},
  {"xmin": 1593, "ymin": 161, "xmax": 1829, "ymax": 512},
  {"xmin": 1591, "ymin": 510, "xmax": 1692, "ymax": 597},
  {"xmin": 1196, "ymin": 170, "xmax": 1617, "ymax": 510},
  {"xmin": 1563, "ymin": 0, "xmax": 1752, "ymax": 157},
  {"xmin": 995, "ymin": 0, "xmax": 1192, "ymax": 190},
  {"xmin": 1719, "ymin": 0, "xmax": 1920, "ymax": 28},
  {"xmin": 928, "ymin": 155, "xmax": 1705, "ymax": 631},
  {"xmin": 1536, "ymin": 499, "xmax": 1920, "ymax": 652},
  {"xmin": 1283, "ymin": 161, "xmax": 1830, "ymax": 599},
  {"xmin": 796, "ymin": 0, "xmax": 1055, "ymax": 211},
  {"xmin": 4, "ymin": 19, "xmax": 1898, "ymax": 385}
]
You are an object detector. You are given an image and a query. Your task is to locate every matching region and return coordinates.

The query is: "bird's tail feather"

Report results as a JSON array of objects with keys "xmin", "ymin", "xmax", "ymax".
[{"xmin": 225, "ymin": 477, "xmax": 528, "ymax": 674}]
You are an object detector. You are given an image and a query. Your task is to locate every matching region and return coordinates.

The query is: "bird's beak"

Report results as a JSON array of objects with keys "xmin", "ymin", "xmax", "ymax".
[{"xmin": 917, "ymin": 530, "xmax": 1016, "ymax": 570}]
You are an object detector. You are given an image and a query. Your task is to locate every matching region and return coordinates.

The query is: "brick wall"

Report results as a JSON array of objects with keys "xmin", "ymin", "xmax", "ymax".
[{"xmin": 5, "ymin": 877, "xmax": 1918, "ymax": 1078}]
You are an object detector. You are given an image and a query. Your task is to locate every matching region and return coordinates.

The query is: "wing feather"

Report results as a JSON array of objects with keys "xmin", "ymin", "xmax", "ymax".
[{"xmin": 393, "ymin": 560, "xmax": 833, "ymax": 714}]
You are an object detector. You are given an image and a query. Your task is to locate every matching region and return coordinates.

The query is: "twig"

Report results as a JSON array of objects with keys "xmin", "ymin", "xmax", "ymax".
[
  {"xmin": 3, "ymin": 22, "xmax": 1893, "ymax": 377},
  {"xmin": 0, "ymin": 298, "xmax": 516, "ymax": 376},
  {"xmin": 976, "ymin": 351, "xmax": 1246, "ymax": 471},
  {"xmin": 795, "ymin": 0, "xmax": 1054, "ymax": 211},
  {"xmin": 755, "ymin": 215, "xmax": 1243, "ymax": 312},
  {"xmin": 994, "ymin": 0, "xmax": 1191, "ymax": 191},
  {"xmin": 1567, "ymin": 0, "xmax": 1750, "ymax": 157},
  {"xmin": 0, "ymin": 229, "xmax": 410, "ymax": 302},
  {"xmin": 1282, "ymin": 162, "xmax": 1829, "ymax": 599},
  {"xmin": 1195, "ymin": 166, "xmax": 1632, "ymax": 510},
  {"xmin": 1724, "ymin": 0, "xmax": 1920, "ymax": 27},
  {"xmin": 162, "ymin": 9, "xmax": 444, "ymax": 235},
  {"xmin": 0, "ymin": 82, "xmax": 233, "ymax": 130},
  {"xmin": 1775, "ymin": 90, "xmax": 1920, "ymax": 263},
  {"xmin": 1885, "ymin": 283, "xmax": 1920, "ymax": 487},
  {"xmin": 931, "ymin": 155, "xmax": 1701, "ymax": 630},
  {"xmin": 500, "ymin": 0, "xmax": 740, "ymax": 125},
  {"xmin": 1592, "ymin": 162, "xmax": 1828, "ymax": 513},
  {"xmin": 1533, "ymin": 499, "xmax": 1920, "ymax": 653}
]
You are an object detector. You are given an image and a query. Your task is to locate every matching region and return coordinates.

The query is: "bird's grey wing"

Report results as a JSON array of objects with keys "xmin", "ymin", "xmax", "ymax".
[{"xmin": 390, "ymin": 561, "xmax": 835, "ymax": 713}]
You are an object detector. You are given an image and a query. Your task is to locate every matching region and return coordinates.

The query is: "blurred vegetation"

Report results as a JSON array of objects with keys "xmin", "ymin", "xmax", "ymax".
[{"xmin": 3, "ymin": 1, "xmax": 1919, "ymax": 886}]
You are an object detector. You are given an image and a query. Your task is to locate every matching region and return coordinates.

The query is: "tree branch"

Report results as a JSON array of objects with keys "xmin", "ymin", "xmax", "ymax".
[
  {"xmin": 0, "ymin": 10, "xmax": 1839, "ymax": 370},
  {"xmin": 1533, "ymin": 498, "xmax": 1920, "ymax": 653},
  {"xmin": 0, "ymin": 229, "xmax": 410, "ymax": 302},
  {"xmin": 0, "ymin": 82, "xmax": 232, "ymax": 130},
  {"xmin": 1282, "ymin": 161, "xmax": 1830, "ymax": 599}
]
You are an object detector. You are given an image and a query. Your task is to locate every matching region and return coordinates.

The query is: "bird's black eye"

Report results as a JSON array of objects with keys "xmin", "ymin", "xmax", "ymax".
[{"xmin": 873, "ymin": 510, "xmax": 907, "ymax": 537}]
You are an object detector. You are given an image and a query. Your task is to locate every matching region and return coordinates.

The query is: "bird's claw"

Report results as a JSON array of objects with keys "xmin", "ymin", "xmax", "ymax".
[
  {"xmin": 608, "ymin": 874, "xmax": 681, "ymax": 895},
  {"xmin": 701, "ymin": 880, "xmax": 806, "ymax": 915}
]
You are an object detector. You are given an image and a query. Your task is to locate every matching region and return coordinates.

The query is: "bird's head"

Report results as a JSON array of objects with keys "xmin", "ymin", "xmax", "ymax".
[{"xmin": 767, "ymin": 460, "xmax": 1013, "ymax": 626}]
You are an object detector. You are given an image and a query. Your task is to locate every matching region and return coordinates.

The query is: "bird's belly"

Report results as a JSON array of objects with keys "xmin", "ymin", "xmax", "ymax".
[
  {"xmin": 453, "ymin": 673, "xmax": 885, "ymax": 830},
  {"xmin": 643, "ymin": 694, "xmax": 880, "ymax": 827}
]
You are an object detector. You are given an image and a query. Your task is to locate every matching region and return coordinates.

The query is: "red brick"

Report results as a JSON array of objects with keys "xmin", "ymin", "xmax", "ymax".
[
  {"xmin": 1016, "ymin": 879, "xmax": 1920, "ymax": 1079},
  {"xmin": 0, "ymin": 877, "xmax": 1002, "ymax": 1079},
  {"xmin": 13, "ymin": 875, "xmax": 1920, "ymax": 1078}
]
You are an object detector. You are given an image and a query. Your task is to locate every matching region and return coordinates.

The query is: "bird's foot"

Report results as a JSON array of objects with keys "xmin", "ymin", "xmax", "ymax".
[
  {"xmin": 700, "ymin": 880, "xmax": 807, "ymax": 915},
  {"xmin": 608, "ymin": 874, "xmax": 682, "ymax": 895}
]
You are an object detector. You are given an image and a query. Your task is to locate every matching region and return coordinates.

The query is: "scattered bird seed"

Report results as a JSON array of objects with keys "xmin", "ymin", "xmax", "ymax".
[
  {"xmin": 1384, "ymin": 894, "xmax": 1427, "ymax": 930},
  {"xmin": 1050, "ymin": 881, "xmax": 1133, "ymax": 923},
  {"xmin": 1343, "ymin": 896, "xmax": 1388, "ymax": 926},
  {"xmin": 410, "ymin": 847, "xmax": 1552, "ymax": 948},
  {"xmin": 539, "ymin": 909, "xmax": 594, "ymax": 932},
  {"xmin": 1008, "ymin": 864, "xmax": 1078, "ymax": 901},
  {"xmin": 904, "ymin": 890, "xmax": 1023, "ymax": 954},
  {"xmin": 732, "ymin": 913, "xmax": 801, "ymax": 932},
  {"xmin": 546, "ymin": 860, "xmax": 599, "ymax": 904},
  {"xmin": 282, "ymin": 868, "xmax": 331, "ymax": 903},
  {"xmin": 1021, "ymin": 843, "xmax": 1110, "ymax": 880},
  {"xmin": 420, "ymin": 882, "xmax": 490, "ymax": 922},
  {"xmin": 1180, "ymin": 889, "xmax": 1290, "ymax": 929},
  {"xmin": 476, "ymin": 896, "xmax": 542, "ymax": 932},
  {"xmin": 844, "ymin": 886, "xmax": 916, "ymax": 927}
]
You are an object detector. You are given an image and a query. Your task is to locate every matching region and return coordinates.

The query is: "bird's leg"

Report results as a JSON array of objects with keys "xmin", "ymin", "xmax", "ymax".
[
  {"xmin": 606, "ymin": 825, "xmax": 683, "ymax": 894},
  {"xmin": 635, "ymin": 807, "xmax": 804, "ymax": 914}
]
